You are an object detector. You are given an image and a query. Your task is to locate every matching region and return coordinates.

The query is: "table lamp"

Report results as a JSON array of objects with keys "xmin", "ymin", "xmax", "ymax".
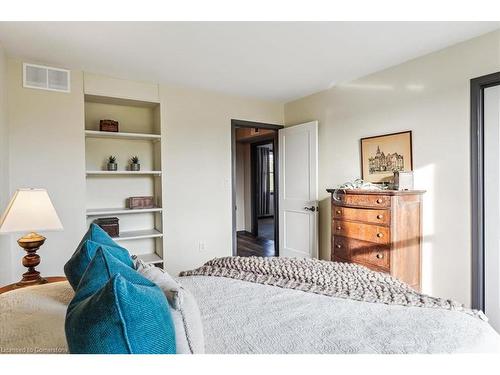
[{"xmin": 0, "ymin": 188, "xmax": 63, "ymax": 286}]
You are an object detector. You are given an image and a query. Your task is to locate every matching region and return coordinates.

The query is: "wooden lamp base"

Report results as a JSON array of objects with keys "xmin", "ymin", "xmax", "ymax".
[{"xmin": 16, "ymin": 232, "xmax": 48, "ymax": 287}]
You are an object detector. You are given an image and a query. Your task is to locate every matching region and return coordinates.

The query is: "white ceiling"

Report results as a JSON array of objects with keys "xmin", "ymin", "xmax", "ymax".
[{"xmin": 0, "ymin": 22, "xmax": 499, "ymax": 101}]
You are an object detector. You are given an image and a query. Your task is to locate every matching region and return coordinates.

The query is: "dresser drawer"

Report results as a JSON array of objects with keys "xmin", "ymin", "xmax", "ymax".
[
  {"xmin": 332, "ymin": 206, "xmax": 390, "ymax": 226},
  {"xmin": 331, "ymin": 236, "xmax": 350, "ymax": 259},
  {"xmin": 333, "ymin": 220, "xmax": 390, "ymax": 244},
  {"xmin": 333, "ymin": 255, "xmax": 390, "ymax": 273},
  {"xmin": 336, "ymin": 194, "xmax": 391, "ymax": 208},
  {"xmin": 332, "ymin": 236, "xmax": 390, "ymax": 271}
]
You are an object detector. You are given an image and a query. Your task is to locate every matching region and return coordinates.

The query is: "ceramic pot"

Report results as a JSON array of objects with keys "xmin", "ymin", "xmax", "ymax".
[{"xmin": 107, "ymin": 163, "xmax": 117, "ymax": 171}]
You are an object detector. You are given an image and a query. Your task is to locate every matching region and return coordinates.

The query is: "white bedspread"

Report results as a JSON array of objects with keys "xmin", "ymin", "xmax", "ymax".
[
  {"xmin": 1, "ymin": 278, "xmax": 499, "ymax": 354},
  {"xmin": 179, "ymin": 276, "xmax": 500, "ymax": 354},
  {"xmin": 0, "ymin": 282, "xmax": 72, "ymax": 354}
]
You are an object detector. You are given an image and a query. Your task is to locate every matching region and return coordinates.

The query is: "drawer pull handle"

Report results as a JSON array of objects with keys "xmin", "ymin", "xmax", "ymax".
[
  {"xmin": 377, "ymin": 232, "xmax": 384, "ymax": 238},
  {"xmin": 376, "ymin": 214, "xmax": 383, "ymax": 219},
  {"xmin": 336, "ymin": 226, "xmax": 342, "ymax": 230},
  {"xmin": 376, "ymin": 253, "xmax": 384, "ymax": 259},
  {"xmin": 376, "ymin": 198, "xmax": 383, "ymax": 204},
  {"xmin": 336, "ymin": 244, "xmax": 342, "ymax": 249},
  {"xmin": 336, "ymin": 210, "xmax": 341, "ymax": 215}
]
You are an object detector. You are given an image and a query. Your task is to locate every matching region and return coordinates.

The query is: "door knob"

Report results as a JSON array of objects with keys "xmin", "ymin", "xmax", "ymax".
[{"xmin": 304, "ymin": 206, "xmax": 316, "ymax": 212}]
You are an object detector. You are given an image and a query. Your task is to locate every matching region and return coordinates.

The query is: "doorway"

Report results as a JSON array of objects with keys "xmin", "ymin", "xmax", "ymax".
[
  {"xmin": 471, "ymin": 72, "xmax": 500, "ymax": 332},
  {"xmin": 231, "ymin": 119, "xmax": 283, "ymax": 257}
]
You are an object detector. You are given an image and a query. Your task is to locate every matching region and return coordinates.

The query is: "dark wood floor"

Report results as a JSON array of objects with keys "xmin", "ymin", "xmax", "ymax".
[
  {"xmin": 257, "ymin": 217, "xmax": 274, "ymax": 240},
  {"xmin": 237, "ymin": 231, "xmax": 275, "ymax": 257}
]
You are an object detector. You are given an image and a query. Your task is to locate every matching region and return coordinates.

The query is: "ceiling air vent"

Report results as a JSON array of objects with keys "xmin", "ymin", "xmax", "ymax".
[{"xmin": 23, "ymin": 63, "xmax": 70, "ymax": 93}]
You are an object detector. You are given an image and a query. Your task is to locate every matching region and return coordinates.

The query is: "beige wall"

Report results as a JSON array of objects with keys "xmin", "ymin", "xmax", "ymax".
[
  {"xmin": 235, "ymin": 142, "xmax": 246, "ymax": 231},
  {"xmin": 0, "ymin": 44, "xmax": 10, "ymax": 285},
  {"xmin": 6, "ymin": 59, "xmax": 87, "ymax": 281},
  {"xmin": 243, "ymin": 144, "xmax": 252, "ymax": 232},
  {"xmin": 160, "ymin": 84, "xmax": 283, "ymax": 276},
  {"xmin": 284, "ymin": 30, "xmax": 500, "ymax": 306},
  {"xmin": 1, "ymin": 60, "xmax": 283, "ymax": 282},
  {"xmin": 235, "ymin": 142, "xmax": 254, "ymax": 232},
  {"xmin": 84, "ymin": 72, "xmax": 160, "ymax": 103}
]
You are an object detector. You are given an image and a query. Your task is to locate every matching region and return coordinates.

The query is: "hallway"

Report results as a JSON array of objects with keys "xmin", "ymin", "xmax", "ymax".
[{"xmin": 236, "ymin": 231, "xmax": 275, "ymax": 257}]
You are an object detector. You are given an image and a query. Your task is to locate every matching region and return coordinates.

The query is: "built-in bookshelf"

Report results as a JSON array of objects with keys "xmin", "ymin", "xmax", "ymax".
[{"xmin": 84, "ymin": 93, "xmax": 165, "ymax": 267}]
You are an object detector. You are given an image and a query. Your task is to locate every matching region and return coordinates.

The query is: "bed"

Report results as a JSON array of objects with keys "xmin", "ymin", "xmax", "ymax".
[{"xmin": 1, "ymin": 266, "xmax": 499, "ymax": 354}]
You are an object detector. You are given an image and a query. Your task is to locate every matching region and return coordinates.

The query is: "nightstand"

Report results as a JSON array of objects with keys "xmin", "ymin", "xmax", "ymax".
[{"xmin": 0, "ymin": 276, "xmax": 67, "ymax": 295}]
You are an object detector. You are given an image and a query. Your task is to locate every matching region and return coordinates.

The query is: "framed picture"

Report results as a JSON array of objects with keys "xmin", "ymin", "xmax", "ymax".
[{"xmin": 360, "ymin": 131, "xmax": 413, "ymax": 184}]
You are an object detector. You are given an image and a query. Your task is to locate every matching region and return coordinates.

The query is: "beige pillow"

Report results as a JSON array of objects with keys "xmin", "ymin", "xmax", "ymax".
[{"xmin": 133, "ymin": 258, "xmax": 205, "ymax": 354}]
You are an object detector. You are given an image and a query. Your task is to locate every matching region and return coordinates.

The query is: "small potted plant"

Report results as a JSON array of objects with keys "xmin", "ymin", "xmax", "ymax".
[
  {"xmin": 130, "ymin": 156, "xmax": 140, "ymax": 171},
  {"xmin": 107, "ymin": 155, "xmax": 117, "ymax": 171}
]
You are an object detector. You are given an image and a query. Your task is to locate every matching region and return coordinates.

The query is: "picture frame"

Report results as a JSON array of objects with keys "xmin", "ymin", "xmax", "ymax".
[{"xmin": 360, "ymin": 131, "xmax": 413, "ymax": 184}]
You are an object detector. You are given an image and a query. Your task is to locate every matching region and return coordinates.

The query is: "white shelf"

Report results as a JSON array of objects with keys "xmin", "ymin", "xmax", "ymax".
[
  {"xmin": 114, "ymin": 229, "xmax": 163, "ymax": 241},
  {"xmin": 86, "ymin": 170, "xmax": 162, "ymax": 176},
  {"xmin": 84, "ymin": 93, "xmax": 165, "ymax": 269},
  {"xmin": 86, "ymin": 207, "xmax": 163, "ymax": 216},
  {"xmin": 135, "ymin": 253, "xmax": 163, "ymax": 265},
  {"xmin": 85, "ymin": 130, "xmax": 161, "ymax": 141}
]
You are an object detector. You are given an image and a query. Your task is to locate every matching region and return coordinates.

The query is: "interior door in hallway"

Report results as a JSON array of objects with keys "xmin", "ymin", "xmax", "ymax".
[{"xmin": 278, "ymin": 121, "xmax": 318, "ymax": 258}]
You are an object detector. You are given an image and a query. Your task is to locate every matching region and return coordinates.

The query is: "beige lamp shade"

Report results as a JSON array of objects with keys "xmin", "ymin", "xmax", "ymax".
[{"xmin": 0, "ymin": 188, "xmax": 63, "ymax": 234}]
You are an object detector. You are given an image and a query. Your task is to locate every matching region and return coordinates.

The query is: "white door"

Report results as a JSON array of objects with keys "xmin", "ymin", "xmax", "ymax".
[
  {"xmin": 485, "ymin": 85, "xmax": 500, "ymax": 332},
  {"xmin": 279, "ymin": 121, "xmax": 318, "ymax": 258}
]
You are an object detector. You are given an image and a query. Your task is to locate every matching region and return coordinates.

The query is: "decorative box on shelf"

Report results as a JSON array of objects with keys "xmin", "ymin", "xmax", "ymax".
[
  {"xmin": 93, "ymin": 217, "xmax": 119, "ymax": 237},
  {"xmin": 99, "ymin": 119, "xmax": 119, "ymax": 132},
  {"xmin": 127, "ymin": 196, "xmax": 155, "ymax": 209}
]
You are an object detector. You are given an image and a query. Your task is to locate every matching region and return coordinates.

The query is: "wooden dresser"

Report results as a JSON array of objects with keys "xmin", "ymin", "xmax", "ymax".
[{"xmin": 326, "ymin": 189, "xmax": 425, "ymax": 291}]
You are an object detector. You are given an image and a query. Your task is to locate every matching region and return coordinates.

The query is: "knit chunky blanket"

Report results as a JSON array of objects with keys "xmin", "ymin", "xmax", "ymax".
[{"xmin": 180, "ymin": 256, "xmax": 486, "ymax": 320}]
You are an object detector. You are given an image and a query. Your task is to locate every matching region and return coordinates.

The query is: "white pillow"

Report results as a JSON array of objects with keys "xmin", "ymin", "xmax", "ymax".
[
  {"xmin": 134, "ymin": 258, "xmax": 182, "ymax": 309},
  {"xmin": 170, "ymin": 288, "xmax": 205, "ymax": 354},
  {"xmin": 133, "ymin": 258, "xmax": 205, "ymax": 354}
]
